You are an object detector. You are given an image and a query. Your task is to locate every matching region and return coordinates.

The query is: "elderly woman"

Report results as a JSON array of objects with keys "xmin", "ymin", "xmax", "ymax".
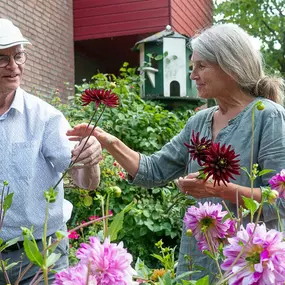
[{"xmin": 68, "ymin": 23, "xmax": 285, "ymax": 280}]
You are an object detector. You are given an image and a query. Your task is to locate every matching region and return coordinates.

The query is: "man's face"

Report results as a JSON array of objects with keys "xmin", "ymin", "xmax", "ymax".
[{"xmin": 0, "ymin": 45, "xmax": 25, "ymax": 95}]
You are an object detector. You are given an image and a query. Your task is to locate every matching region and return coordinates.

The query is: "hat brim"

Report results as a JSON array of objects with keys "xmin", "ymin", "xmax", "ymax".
[{"xmin": 0, "ymin": 38, "xmax": 31, "ymax": 49}]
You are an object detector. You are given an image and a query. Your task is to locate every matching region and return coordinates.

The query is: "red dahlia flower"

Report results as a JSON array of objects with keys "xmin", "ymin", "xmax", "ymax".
[
  {"xmin": 184, "ymin": 131, "xmax": 212, "ymax": 166},
  {"xmin": 81, "ymin": 88, "xmax": 119, "ymax": 108},
  {"xmin": 203, "ymin": 142, "xmax": 240, "ymax": 186}
]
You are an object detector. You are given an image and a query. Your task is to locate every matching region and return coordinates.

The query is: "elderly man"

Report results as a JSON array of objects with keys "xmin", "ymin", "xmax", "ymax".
[{"xmin": 0, "ymin": 19, "xmax": 101, "ymax": 284}]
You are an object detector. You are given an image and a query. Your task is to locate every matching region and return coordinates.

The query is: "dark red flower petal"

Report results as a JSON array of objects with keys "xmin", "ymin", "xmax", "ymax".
[
  {"xmin": 202, "ymin": 142, "xmax": 240, "ymax": 186},
  {"xmin": 81, "ymin": 88, "xmax": 119, "ymax": 108},
  {"xmin": 184, "ymin": 131, "xmax": 212, "ymax": 166}
]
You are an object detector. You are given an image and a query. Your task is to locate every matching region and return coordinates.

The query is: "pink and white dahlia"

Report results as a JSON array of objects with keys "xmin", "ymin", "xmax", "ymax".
[
  {"xmin": 76, "ymin": 236, "xmax": 137, "ymax": 285},
  {"xmin": 221, "ymin": 223, "xmax": 285, "ymax": 285},
  {"xmin": 53, "ymin": 263, "xmax": 97, "ymax": 285},
  {"xmin": 184, "ymin": 202, "xmax": 235, "ymax": 252},
  {"xmin": 269, "ymin": 169, "xmax": 285, "ymax": 199}
]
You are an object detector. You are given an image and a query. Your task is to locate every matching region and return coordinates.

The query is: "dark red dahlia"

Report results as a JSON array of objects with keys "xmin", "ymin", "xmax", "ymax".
[
  {"xmin": 184, "ymin": 131, "xmax": 212, "ymax": 166},
  {"xmin": 203, "ymin": 142, "xmax": 240, "ymax": 187},
  {"xmin": 81, "ymin": 88, "xmax": 119, "ymax": 108}
]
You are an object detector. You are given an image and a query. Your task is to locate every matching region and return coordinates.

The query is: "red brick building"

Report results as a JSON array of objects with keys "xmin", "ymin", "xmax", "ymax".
[
  {"xmin": 0, "ymin": 0, "xmax": 74, "ymax": 100},
  {"xmin": 0, "ymin": 0, "xmax": 213, "ymax": 100}
]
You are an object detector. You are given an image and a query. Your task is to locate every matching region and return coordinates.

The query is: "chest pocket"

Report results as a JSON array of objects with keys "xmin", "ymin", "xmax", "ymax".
[{"xmin": 12, "ymin": 142, "xmax": 37, "ymax": 180}]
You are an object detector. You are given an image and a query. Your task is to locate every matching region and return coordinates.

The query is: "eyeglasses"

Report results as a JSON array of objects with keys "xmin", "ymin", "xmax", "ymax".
[{"xmin": 0, "ymin": 51, "xmax": 27, "ymax": 68}]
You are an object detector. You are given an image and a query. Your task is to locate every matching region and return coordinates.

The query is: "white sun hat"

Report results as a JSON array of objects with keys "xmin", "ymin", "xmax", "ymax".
[{"xmin": 0, "ymin": 19, "xmax": 31, "ymax": 49}]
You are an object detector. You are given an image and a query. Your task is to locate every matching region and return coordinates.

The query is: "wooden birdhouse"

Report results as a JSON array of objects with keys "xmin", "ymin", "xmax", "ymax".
[{"xmin": 134, "ymin": 25, "xmax": 201, "ymax": 107}]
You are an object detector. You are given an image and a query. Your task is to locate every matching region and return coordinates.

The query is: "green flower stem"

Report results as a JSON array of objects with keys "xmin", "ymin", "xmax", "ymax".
[
  {"xmin": 104, "ymin": 192, "xmax": 111, "ymax": 239},
  {"xmin": 166, "ymin": 193, "xmax": 185, "ymax": 213},
  {"xmin": 0, "ymin": 184, "xmax": 8, "ymax": 230},
  {"xmin": 85, "ymin": 261, "xmax": 91, "ymax": 285},
  {"xmin": 250, "ymin": 106, "xmax": 255, "ymax": 222},
  {"xmin": 52, "ymin": 104, "xmax": 106, "ymax": 191},
  {"xmin": 42, "ymin": 202, "xmax": 49, "ymax": 285},
  {"xmin": 216, "ymin": 264, "xmax": 250, "ymax": 285},
  {"xmin": 0, "ymin": 256, "xmax": 11, "ymax": 284},
  {"xmin": 204, "ymin": 231, "xmax": 223, "ymax": 278},
  {"xmin": 236, "ymin": 187, "xmax": 241, "ymax": 230},
  {"xmin": 222, "ymin": 200, "xmax": 234, "ymax": 221},
  {"xmin": 101, "ymin": 196, "xmax": 106, "ymax": 238}
]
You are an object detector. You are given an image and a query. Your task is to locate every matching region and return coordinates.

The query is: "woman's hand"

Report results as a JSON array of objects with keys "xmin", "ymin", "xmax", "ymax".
[
  {"xmin": 67, "ymin": 123, "xmax": 117, "ymax": 149},
  {"xmin": 176, "ymin": 172, "xmax": 218, "ymax": 199}
]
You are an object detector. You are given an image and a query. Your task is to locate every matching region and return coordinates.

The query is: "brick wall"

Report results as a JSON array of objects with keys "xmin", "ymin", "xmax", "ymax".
[{"xmin": 0, "ymin": 0, "xmax": 74, "ymax": 101}]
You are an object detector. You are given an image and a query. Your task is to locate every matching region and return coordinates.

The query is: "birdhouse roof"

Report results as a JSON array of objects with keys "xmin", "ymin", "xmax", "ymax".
[{"xmin": 133, "ymin": 26, "xmax": 190, "ymax": 50}]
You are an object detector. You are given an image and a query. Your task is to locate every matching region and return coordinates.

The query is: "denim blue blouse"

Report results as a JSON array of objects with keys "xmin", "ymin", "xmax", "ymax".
[{"xmin": 131, "ymin": 97, "xmax": 285, "ymax": 280}]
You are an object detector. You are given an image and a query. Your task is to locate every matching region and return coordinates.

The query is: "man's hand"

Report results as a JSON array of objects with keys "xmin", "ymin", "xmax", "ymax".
[{"xmin": 71, "ymin": 136, "xmax": 102, "ymax": 168}]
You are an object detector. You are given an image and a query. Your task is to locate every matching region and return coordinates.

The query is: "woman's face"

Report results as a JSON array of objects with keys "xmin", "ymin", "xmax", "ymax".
[{"xmin": 190, "ymin": 52, "xmax": 237, "ymax": 100}]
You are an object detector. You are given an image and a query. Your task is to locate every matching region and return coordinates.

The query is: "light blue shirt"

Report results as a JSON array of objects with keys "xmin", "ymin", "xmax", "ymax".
[
  {"xmin": 0, "ymin": 88, "xmax": 72, "ymax": 241},
  {"xmin": 131, "ymin": 98, "xmax": 285, "ymax": 280}
]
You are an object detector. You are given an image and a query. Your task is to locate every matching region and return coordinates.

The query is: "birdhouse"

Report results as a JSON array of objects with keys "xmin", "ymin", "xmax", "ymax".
[{"xmin": 134, "ymin": 25, "xmax": 200, "ymax": 107}]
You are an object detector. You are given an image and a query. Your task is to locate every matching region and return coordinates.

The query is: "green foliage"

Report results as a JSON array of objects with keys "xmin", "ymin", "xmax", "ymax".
[
  {"xmin": 52, "ymin": 63, "xmax": 196, "ymax": 266},
  {"xmin": 214, "ymin": 0, "xmax": 285, "ymax": 75}
]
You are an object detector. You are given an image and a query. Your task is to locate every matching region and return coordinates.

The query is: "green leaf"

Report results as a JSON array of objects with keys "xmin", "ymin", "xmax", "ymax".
[
  {"xmin": 83, "ymin": 195, "xmax": 93, "ymax": 207},
  {"xmin": 151, "ymin": 253, "xmax": 165, "ymax": 264},
  {"xmin": 108, "ymin": 202, "xmax": 134, "ymax": 241},
  {"xmin": 241, "ymin": 166, "xmax": 251, "ymax": 179},
  {"xmin": 155, "ymin": 54, "xmax": 164, "ymax": 61},
  {"xmin": 46, "ymin": 253, "xmax": 61, "ymax": 267},
  {"xmin": 258, "ymin": 169, "xmax": 275, "ymax": 176},
  {"xmin": 142, "ymin": 209, "xmax": 150, "ymax": 217},
  {"xmin": 139, "ymin": 226, "xmax": 148, "ymax": 236},
  {"xmin": 242, "ymin": 196, "xmax": 260, "ymax": 217},
  {"xmin": 0, "ymin": 261, "xmax": 21, "ymax": 272},
  {"xmin": 0, "ymin": 237, "xmax": 20, "ymax": 252},
  {"xmin": 202, "ymin": 250, "xmax": 215, "ymax": 260},
  {"xmin": 23, "ymin": 237, "xmax": 43, "ymax": 267},
  {"xmin": 135, "ymin": 257, "xmax": 151, "ymax": 278},
  {"xmin": 3, "ymin": 193, "xmax": 14, "ymax": 216},
  {"xmin": 159, "ymin": 272, "xmax": 172, "ymax": 285},
  {"xmin": 196, "ymin": 275, "xmax": 209, "ymax": 285}
]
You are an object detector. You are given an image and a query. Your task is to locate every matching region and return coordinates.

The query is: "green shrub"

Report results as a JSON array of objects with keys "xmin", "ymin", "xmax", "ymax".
[{"xmin": 53, "ymin": 63, "xmax": 197, "ymax": 266}]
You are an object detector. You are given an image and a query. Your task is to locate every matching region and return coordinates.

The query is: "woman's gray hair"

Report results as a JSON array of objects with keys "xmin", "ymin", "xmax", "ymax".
[{"xmin": 191, "ymin": 23, "xmax": 284, "ymax": 105}]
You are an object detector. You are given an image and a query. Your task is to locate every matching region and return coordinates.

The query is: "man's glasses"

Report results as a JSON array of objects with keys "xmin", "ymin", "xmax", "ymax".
[{"xmin": 0, "ymin": 51, "xmax": 27, "ymax": 68}]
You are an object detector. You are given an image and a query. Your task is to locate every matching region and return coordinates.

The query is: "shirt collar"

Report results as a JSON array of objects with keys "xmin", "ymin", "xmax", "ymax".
[{"xmin": 10, "ymin": 87, "xmax": 24, "ymax": 114}]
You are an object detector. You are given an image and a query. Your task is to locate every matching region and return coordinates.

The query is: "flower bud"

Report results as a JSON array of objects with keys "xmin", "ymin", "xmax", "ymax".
[
  {"xmin": 268, "ymin": 189, "xmax": 279, "ymax": 204},
  {"xmin": 110, "ymin": 186, "xmax": 122, "ymax": 197},
  {"xmin": 110, "ymin": 82, "xmax": 116, "ymax": 89},
  {"xmin": 256, "ymin": 102, "xmax": 265, "ymax": 111},
  {"xmin": 186, "ymin": 229, "xmax": 193, "ymax": 237}
]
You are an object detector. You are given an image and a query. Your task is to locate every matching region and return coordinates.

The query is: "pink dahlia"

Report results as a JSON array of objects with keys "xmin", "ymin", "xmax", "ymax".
[
  {"xmin": 184, "ymin": 202, "xmax": 235, "ymax": 252},
  {"xmin": 221, "ymin": 223, "xmax": 285, "ymax": 285},
  {"xmin": 269, "ymin": 169, "xmax": 285, "ymax": 199},
  {"xmin": 53, "ymin": 263, "xmax": 97, "ymax": 285},
  {"xmin": 76, "ymin": 236, "xmax": 137, "ymax": 285}
]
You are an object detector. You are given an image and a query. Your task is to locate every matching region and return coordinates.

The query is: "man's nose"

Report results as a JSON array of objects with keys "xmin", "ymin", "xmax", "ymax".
[{"xmin": 6, "ymin": 56, "xmax": 18, "ymax": 69}]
